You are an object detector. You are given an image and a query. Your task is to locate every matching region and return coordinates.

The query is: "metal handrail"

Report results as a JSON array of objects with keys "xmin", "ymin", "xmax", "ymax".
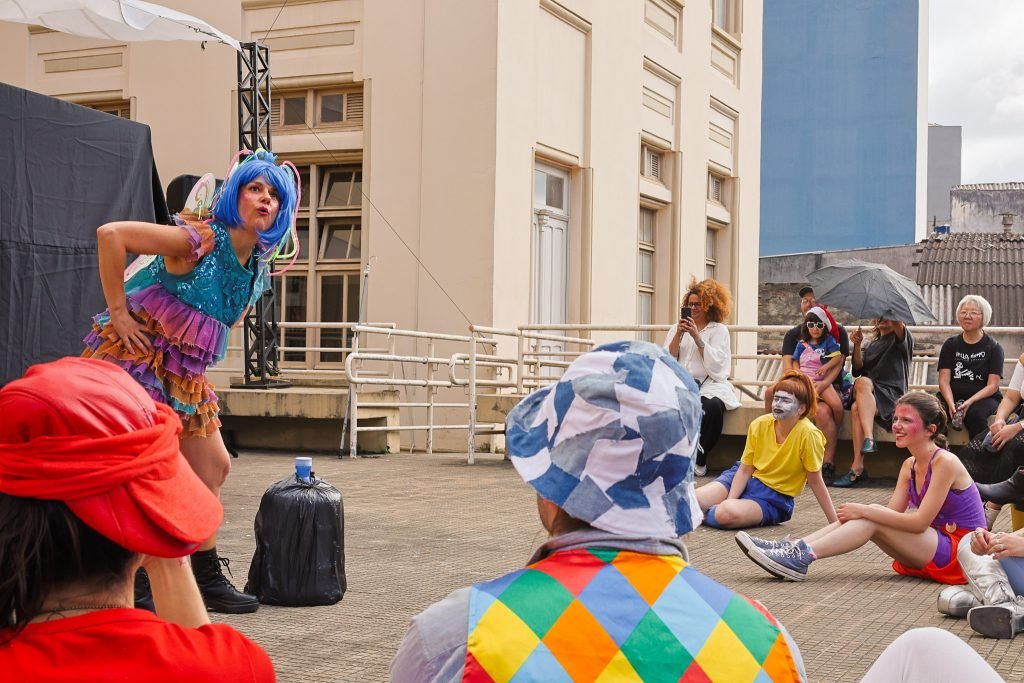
[
  {"xmin": 213, "ymin": 319, "xmax": 1024, "ymax": 465},
  {"xmin": 463, "ymin": 322, "xmax": 1024, "ymax": 464},
  {"xmin": 344, "ymin": 327, "xmax": 503, "ymax": 458}
]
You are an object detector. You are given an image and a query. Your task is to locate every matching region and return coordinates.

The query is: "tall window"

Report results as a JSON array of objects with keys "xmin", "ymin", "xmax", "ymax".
[
  {"xmin": 638, "ymin": 207, "xmax": 657, "ymax": 341},
  {"xmin": 274, "ymin": 162, "xmax": 363, "ymax": 368},
  {"xmin": 706, "ymin": 169, "xmax": 732, "ymax": 281},
  {"xmin": 713, "ymin": 0, "xmax": 740, "ymax": 37},
  {"xmin": 705, "ymin": 227, "xmax": 718, "ymax": 279}
]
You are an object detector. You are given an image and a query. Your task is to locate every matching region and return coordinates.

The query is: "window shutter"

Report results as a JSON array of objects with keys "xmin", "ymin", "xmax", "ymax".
[
  {"xmin": 346, "ymin": 91, "xmax": 363, "ymax": 122},
  {"xmin": 270, "ymin": 97, "xmax": 282, "ymax": 128},
  {"xmin": 709, "ymin": 175, "xmax": 722, "ymax": 202},
  {"xmin": 643, "ymin": 146, "xmax": 662, "ymax": 180}
]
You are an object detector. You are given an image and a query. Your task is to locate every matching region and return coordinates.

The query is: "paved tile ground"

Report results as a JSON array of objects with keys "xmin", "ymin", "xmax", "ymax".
[{"xmin": 213, "ymin": 449, "xmax": 1024, "ymax": 683}]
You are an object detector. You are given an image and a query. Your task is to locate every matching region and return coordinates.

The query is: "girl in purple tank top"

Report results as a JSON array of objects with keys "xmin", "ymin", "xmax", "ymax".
[{"xmin": 740, "ymin": 392, "xmax": 986, "ymax": 584}]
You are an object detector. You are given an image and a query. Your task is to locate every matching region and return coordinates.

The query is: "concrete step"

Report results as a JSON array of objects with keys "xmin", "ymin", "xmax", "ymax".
[{"xmin": 218, "ymin": 386, "xmax": 401, "ymax": 454}]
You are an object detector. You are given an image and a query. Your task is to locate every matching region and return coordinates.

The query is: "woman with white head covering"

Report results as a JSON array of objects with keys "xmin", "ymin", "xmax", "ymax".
[{"xmin": 390, "ymin": 341, "xmax": 806, "ymax": 682}]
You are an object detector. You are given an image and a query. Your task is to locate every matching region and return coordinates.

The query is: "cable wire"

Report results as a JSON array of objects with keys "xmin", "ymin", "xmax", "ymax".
[{"xmin": 267, "ymin": 74, "xmax": 474, "ymax": 327}]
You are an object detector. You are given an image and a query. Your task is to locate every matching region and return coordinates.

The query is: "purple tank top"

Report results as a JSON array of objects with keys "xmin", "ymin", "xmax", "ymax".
[{"xmin": 908, "ymin": 448, "xmax": 987, "ymax": 530}]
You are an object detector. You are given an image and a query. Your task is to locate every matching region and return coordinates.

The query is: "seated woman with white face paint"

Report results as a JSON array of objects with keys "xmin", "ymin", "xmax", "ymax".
[{"xmin": 695, "ymin": 371, "xmax": 838, "ymax": 530}]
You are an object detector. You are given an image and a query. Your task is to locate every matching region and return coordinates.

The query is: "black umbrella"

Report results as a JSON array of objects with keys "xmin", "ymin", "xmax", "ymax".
[{"xmin": 806, "ymin": 259, "xmax": 937, "ymax": 324}]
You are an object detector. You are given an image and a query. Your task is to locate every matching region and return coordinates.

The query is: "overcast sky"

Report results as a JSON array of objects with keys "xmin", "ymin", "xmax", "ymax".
[{"xmin": 929, "ymin": 0, "xmax": 1024, "ymax": 183}]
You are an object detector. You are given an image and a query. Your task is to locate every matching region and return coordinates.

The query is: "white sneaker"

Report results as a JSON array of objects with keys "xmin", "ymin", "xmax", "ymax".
[{"xmin": 694, "ymin": 463, "xmax": 707, "ymax": 477}]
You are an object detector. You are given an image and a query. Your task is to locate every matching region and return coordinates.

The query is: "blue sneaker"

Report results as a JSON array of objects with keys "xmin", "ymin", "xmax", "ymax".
[
  {"xmin": 735, "ymin": 531, "xmax": 794, "ymax": 557},
  {"xmin": 746, "ymin": 539, "xmax": 815, "ymax": 581}
]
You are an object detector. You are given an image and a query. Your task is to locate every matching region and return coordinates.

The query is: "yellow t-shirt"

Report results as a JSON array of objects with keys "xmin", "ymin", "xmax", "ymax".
[{"xmin": 740, "ymin": 414, "xmax": 825, "ymax": 497}]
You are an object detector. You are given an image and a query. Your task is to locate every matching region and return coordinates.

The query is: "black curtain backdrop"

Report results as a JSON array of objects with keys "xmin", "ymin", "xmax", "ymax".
[{"xmin": 0, "ymin": 82, "xmax": 168, "ymax": 385}]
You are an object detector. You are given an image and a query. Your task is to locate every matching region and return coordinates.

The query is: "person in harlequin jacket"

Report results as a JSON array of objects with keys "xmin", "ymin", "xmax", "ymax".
[{"xmin": 390, "ymin": 341, "xmax": 807, "ymax": 683}]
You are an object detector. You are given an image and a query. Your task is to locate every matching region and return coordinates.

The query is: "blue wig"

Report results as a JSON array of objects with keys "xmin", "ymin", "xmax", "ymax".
[{"xmin": 212, "ymin": 152, "xmax": 298, "ymax": 249}]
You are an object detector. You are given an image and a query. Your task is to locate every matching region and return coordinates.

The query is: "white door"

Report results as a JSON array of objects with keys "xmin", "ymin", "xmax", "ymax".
[
  {"xmin": 533, "ymin": 212, "xmax": 568, "ymax": 329},
  {"xmin": 532, "ymin": 163, "xmax": 570, "ymax": 374}
]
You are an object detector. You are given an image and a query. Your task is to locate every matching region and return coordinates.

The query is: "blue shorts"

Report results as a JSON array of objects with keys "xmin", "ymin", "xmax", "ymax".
[{"xmin": 706, "ymin": 462, "xmax": 795, "ymax": 527}]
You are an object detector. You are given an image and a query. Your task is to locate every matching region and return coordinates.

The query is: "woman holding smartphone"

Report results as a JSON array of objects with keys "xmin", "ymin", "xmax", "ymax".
[{"xmin": 665, "ymin": 277, "xmax": 739, "ymax": 476}]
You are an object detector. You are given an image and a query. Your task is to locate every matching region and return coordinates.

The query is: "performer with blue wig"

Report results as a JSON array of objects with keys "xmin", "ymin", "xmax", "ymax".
[{"xmin": 81, "ymin": 149, "xmax": 300, "ymax": 614}]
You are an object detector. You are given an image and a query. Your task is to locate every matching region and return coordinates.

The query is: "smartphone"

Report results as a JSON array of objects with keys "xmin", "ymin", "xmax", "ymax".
[{"xmin": 680, "ymin": 306, "xmax": 692, "ymax": 320}]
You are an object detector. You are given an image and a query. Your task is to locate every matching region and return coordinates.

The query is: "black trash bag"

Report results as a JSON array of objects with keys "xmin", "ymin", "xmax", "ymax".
[{"xmin": 245, "ymin": 475, "xmax": 346, "ymax": 606}]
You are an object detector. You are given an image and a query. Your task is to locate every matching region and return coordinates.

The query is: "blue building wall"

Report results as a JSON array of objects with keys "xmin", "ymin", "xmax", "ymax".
[{"xmin": 760, "ymin": 0, "xmax": 921, "ymax": 256}]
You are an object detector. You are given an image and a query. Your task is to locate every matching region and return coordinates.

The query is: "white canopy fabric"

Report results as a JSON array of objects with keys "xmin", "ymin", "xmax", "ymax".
[{"xmin": 0, "ymin": 0, "xmax": 240, "ymax": 51}]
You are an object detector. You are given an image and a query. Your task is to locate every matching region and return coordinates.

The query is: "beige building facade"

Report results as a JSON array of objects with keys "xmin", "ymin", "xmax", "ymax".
[{"xmin": 0, "ymin": 0, "xmax": 762, "ymax": 432}]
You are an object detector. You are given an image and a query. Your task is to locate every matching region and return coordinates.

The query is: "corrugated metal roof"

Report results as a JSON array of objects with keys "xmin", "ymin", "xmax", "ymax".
[
  {"xmin": 917, "ymin": 231, "xmax": 1024, "ymax": 326},
  {"xmin": 952, "ymin": 182, "xmax": 1024, "ymax": 191}
]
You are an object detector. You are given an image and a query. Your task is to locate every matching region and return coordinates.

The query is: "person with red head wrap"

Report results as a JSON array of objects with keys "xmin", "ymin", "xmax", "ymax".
[{"xmin": 0, "ymin": 358, "xmax": 274, "ymax": 682}]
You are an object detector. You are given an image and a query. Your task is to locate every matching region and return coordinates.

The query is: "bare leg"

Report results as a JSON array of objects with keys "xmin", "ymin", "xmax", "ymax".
[
  {"xmin": 696, "ymin": 481, "xmax": 729, "ymax": 512},
  {"xmin": 709, "ymin": 499, "xmax": 766, "ymax": 529},
  {"xmin": 820, "ymin": 385, "xmax": 844, "ymax": 425},
  {"xmin": 177, "ymin": 430, "xmax": 257, "ymax": 612},
  {"xmin": 854, "ymin": 378, "xmax": 878, "ymax": 438},
  {"xmin": 805, "ymin": 518, "xmax": 939, "ymax": 569},
  {"xmin": 179, "ymin": 430, "xmax": 232, "ymax": 552},
  {"xmin": 816, "ymin": 402, "xmax": 838, "ymax": 466},
  {"xmin": 800, "ymin": 520, "xmax": 842, "ymax": 545},
  {"xmin": 850, "ymin": 401, "xmax": 865, "ymax": 473},
  {"xmin": 850, "ymin": 378, "xmax": 876, "ymax": 474}
]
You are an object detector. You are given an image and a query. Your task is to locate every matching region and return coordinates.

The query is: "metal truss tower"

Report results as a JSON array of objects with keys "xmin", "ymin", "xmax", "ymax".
[{"xmin": 233, "ymin": 41, "xmax": 288, "ymax": 388}]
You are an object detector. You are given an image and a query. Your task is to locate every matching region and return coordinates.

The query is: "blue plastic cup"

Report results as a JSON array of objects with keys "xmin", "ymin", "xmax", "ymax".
[{"xmin": 295, "ymin": 457, "xmax": 313, "ymax": 482}]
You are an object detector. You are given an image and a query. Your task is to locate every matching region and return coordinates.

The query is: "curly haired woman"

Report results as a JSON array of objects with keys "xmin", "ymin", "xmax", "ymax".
[{"xmin": 664, "ymin": 277, "xmax": 739, "ymax": 476}]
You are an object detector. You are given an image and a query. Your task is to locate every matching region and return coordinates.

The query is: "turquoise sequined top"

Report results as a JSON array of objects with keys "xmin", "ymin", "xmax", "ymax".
[{"xmin": 124, "ymin": 220, "xmax": 267, "ymax": 327}]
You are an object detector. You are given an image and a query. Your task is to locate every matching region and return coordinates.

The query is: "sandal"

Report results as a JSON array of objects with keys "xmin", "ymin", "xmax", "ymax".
[{"xmin": 832, "ymin": 468, "xmax": 869, "ymax": 488}]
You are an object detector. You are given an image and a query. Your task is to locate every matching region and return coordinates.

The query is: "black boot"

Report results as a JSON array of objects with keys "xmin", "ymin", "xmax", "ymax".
[
  {"xmin": 191, "ymin": 547, "xmax": 259, "ymax": 614},
  {"xmin": 977, "ymin": 467, "xmax": 1024, "ymax": 508},
  {"xmin": 134, "ymin": 567, "xmax": 156, "ymax": 613}
]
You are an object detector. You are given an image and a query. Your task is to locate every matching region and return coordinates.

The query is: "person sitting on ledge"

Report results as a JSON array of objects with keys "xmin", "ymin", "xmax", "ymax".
[
  {"xmin": 834, "ymin": 317, "xmax": 914, "ymax": 488},
  {"xmin": 937, "ymin": 295, "xmax": 1003, "ymax": 438},
  {"xmin": 768, "ymin": 287, "xmax": 851, "ymax": 485},
  {"xmin": 0, "ymin": 358, "xmax": 274, "ymax": 682},
  {"xmin": 391, "ymin": 341, "xmax": 807, "ymax": 682},
  {"xmin": 664, "ymin": 277, "xmax": 740, "ymax": 477},
  {"xmin": 737, "ymin": 392, "xmax": 985, "ymax": 585},
  {"xmin": 696, "ymin": 371, "xmax": 837, "ymax": 530}
]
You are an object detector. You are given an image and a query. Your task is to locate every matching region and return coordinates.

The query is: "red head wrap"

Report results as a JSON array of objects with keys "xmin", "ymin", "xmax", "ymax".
[{"xmin": 0, "ymin": 358, "xmax": 222, "ymax": 557}]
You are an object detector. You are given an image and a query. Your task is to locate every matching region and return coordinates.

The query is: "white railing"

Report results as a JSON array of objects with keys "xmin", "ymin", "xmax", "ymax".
[
  {"xmin": 344, "ymin": 325, "xmax": 506, "ymax": 459},
  {"xmin": 214, "ymin": 320, "xmax": 1024, "ymax": 464},
  {"xmin": 219, "ymin": 321, "xmax": 397, "ymax": 376},
  {"xmin": 462, "ymin": 322, "xmax": 1024, "ymax": 464}
]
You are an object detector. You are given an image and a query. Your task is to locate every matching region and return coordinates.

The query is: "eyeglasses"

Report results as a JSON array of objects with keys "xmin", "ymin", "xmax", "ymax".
[
  {"xmin": 806, "ymin": 321, "xmax": 825, "ymax": 330},
  {"xmin": 959, "ymin": 310, "xmax": 982, "ymax": 318}
]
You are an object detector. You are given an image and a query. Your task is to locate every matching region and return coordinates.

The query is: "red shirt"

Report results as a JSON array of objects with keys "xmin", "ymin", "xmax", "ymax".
[{"xmin": 0, "ymin": 608, "xmax": 274, "ymax": 682}]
